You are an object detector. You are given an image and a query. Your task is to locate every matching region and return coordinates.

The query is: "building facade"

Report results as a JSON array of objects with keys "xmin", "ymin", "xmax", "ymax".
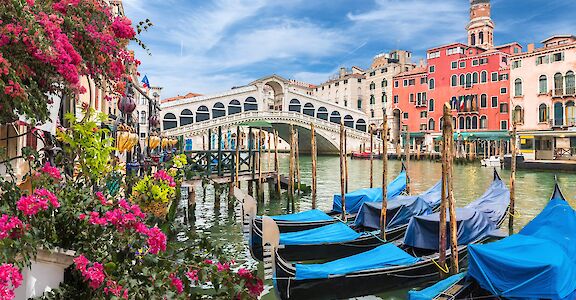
[{"xmin": 510, "ymin": 35, "xmax": 576, "ymax": 161}]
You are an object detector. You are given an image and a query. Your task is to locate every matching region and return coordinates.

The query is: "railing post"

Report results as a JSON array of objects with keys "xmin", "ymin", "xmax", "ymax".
[{"xmin": 217, "ymin": 126, "xmax": 223, "ymax": 176}]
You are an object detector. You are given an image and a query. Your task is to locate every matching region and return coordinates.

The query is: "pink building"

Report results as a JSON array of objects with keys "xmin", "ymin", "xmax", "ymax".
[{"xmin": 510, "ymin": 35, "xmax": 576, "ymax": 161}]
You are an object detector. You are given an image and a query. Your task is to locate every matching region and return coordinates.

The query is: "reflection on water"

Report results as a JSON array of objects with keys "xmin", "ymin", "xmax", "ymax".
[{"xmin": 193, "ymin": 154, "xmax": 576, "ymax": 299}]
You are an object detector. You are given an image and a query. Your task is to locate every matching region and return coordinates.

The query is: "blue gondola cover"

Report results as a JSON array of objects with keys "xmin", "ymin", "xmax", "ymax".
[
  {"xmin": 332, "ymin": 170, "xmax": 406, "ymax": 214},
  {"xmin": 467, "ymin": 189, "xmax": 576, "ymax": 299},
  {"xmin": 354, "ymin": 180, "xmax": 442, "ymax": 230},
  {"xmin": 268, "ymin": 209, "xmax": 333, "ymax": 222},
  {"xmin": 294, "ymin": 243, "xmax": 420, "ymax": 280},
  {"xmin": 403, "ymin": 176, "xmax": 509, "ymax": 250},
  {"xmin": 279, "ymin": 222, "xmax": 362, "ymax": 246},
  {"xmin": 408, "ymin": 272, "xmax": 466, "ymax": 300}
]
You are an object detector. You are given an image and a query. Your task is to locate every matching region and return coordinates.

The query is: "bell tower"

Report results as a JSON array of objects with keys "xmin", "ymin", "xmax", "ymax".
[{"xmin": 466, "ymin": 0, "xmax": 495, "ymax": 49}]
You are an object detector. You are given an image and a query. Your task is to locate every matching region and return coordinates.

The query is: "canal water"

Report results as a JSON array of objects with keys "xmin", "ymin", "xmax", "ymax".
[{"xmin": 192, "ymin": 154, "xmax": 576, "ymax": 299}]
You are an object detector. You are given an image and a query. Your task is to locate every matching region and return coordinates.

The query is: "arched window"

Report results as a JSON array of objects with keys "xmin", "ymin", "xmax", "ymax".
[
  {"xmin": 554, "ymin": 73, "xmax": 564, "ymax": 96},
  {"xmin": 244, "ymin": 97, "xmax": 258, "ymax": 111},
  {"xmin": 539, "ymin": 104, "xmax": 548, "ymax": 123},
  {"xmin": 429, "ymin": 99, "xmax": 435, "ymax": 112},
  {"xmin": 465, "ymin": 116, "xmax": 471, "ymax": 129},
  {"xmin": 180, "ymin": 109, "xmax": 193, "ymax": 126},
  {"xmin": 429, "ymin": 78, "xmax": 435, "ymax": 90},
  {"xmin": 539, "ymin": 75, "xmax": 548, "ymax": 94},
  {"xmin": 554, "ymin": 102, "xmax": 564, "ymax": 126},
  {"xmin": 459, "ymin": 74, "xmax": 465, "ymax": 86},
  {"xmin": 212, "ymin": 102, "xmax": 225, "ymax": 118},
  {"xmin": 471, "ymin": 33, "xmax": 476, "ymax": 46},
  {"xmin": 370, "ymin": 82, "xmax": 376, "ymax": 90},
  {"xmin": 356, "ymin": 119, "xmax": 367, "ymax": 132},
  {"xmin": 381, "ymin": 79, "xmax": 387, "ymax": 88},
  {"xmin": 465, "ymin": 73, "xmax": 472, "ymax": 87},
  {"xmin": 566, "ymin": 101, "xmax": 575, "ymax": 125},
  {"xmin": 472, "ymin": 116, "xmax": 478, "ymax": 129},
  {"xmin": 513, "ymin": 105, "xmax": 524, "ymax": 124},
  {"xmin": 317, "ymin": 107, "xmax": 328, "ymax": 120},
  {"xmin": 163, "ymin": 113, "xmax": 177, "ymax": 130},
  {"xmin": 303, "ymin": 103, "xmax": 315, "ymax": 117},
  {"xmin": 459, "ymin": 117, "xmax": 465, "ymax": 130},
  {"xmin": 514, "ymin": 78, "xmax": 523, "ymax": 96},
  {"xmin": 480, "ymin": 94, "xmax": 487, "ymax": 108},
  {"xmin": 451, "ymin": 97, "xmax": 458, "ymax": 110},
  {"xmin": 480, "ymin": 71, "xmax": 487, "ymax": 83},
  {"xmin": 370, "ymin": 94, "xmax": 375, "ymax": 105},
  {"xmin": 140, "ymin": 110, "xmax": 147, "ymax": 124},
  {"xmin": 344, "ymin": 115, "xmax": 354, "ymax": 128},
  {"xmin": 451, "ymin": 75, "xmax": 457, "ymax": 87},
  {"xmin": 480, "ymin": 116, "xmax": 487, "ymax": 129},
  {"xmin": 472, "ymin": 72, "xmax": 479, "ymax": 84},
  {"xmin": 196, "ymin": 105, "xmax": 210, "ymax": 122},
  {"xmin": 288, "ymin": 99, "xmax": 301, "ymax": 113},
  {"xmin": 428, "ymin": 118, "xmax": 435, "ymax": 131},
  {"xmin": 330, "ymin": 111, "xmax": 341, "ymax": 124},
  {"xmin": 566, "ymin": 71, "xmax": 575, "ymax": 95},
  {"xmin": 479, "ymin": 32, "xmax": 484, "ymax": 44},
  {"xmin": 228, "ymin": 100, "xmax": 242, "ymax": 115}
]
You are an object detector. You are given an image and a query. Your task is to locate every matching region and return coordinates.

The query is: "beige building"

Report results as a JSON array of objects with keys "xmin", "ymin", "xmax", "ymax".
[{"xmin": 510, "ymin": 35, "xmax": 576, "ymax": 161}]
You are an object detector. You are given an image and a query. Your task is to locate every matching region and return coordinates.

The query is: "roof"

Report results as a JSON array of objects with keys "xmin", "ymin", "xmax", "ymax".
[
  {"xmin": 427, "ymin": 42, "xmax": 468, "ymax": 52},
  {"xmin": 393, "ymin": 67, "xmax": 427, "ymax": 79},
  {"xmin": 162, "ymin": 92, "xmax": 203, "ymax": 103},
  {"xmin": 494, "ymin": 42, "xmax": 522, "ymax": 49},
  {"xmin": 541, "ymin": 35, "xmax": 576, "ymax": 44}
]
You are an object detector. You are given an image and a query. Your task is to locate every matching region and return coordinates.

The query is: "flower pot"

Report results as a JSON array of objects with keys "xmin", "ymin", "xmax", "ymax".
[{"xmin": 14, "ymin": 248, "xmax": 76, "ymax": 299}]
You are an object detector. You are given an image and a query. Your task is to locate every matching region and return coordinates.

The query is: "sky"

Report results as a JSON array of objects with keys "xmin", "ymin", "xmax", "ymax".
[{"xmin": 123, "ymin": 0, "xmax": 576, "ymax": 99}]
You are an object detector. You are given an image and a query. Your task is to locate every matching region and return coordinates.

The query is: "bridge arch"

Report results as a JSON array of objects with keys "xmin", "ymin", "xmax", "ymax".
[
  {"xmin": 180, "ymin": 109, "xmax": 193, "ymax": 126},
  {"xmin": 344, "ymin": 115, "xmax": 354, "ymax": 128},
  {"xmin": 228, "ymin": 99, "xmax": 242, "ymax": 115},
  {"xmin": 289, "ymin": 99, "xmax": 301, "ymax": 113},
  {"xmin": 317, "ymin": 107, "xmax": 328, "ymax": 121},
  {"xmin": 356, "ymin": 119, "xmax": 367, "ymax": 132},
  {"xmin": 163, "ymin": 113, "xmax": 177, "ymax": 130},
  {"xmin": 330, "ymin": 111, "xmax": 341, "ymax": 124},
  {"xmin": 196, "ymin": 106, "xmax": 210, "ymax": 122},
  {"xmin": 303, "ymin": 103, "xmax": 315, "ymax": 117},
  {"xmin": 212, "ymin": 102, "xmax": 226, "ymax": 119},
  {"xmin": 244, "ymin": 97, "xmax": 258, "ymax": 111}
]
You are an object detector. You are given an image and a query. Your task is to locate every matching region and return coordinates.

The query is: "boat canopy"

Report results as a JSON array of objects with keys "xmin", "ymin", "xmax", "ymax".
[
  {"xmin": 403, "ymin": 171, "xmax": 509, "ymax": 250},
  {"xmin": 354, "ymin": 180, "xmax": 442, "ymax": 230},
  {"xmin": 294, "ymin": 243, "xmax": 420, "ymax": 280},
  {"xmin": 279, "ymin": 222, "xmax": 362, "ymax": 246},
  {"xmin": 408, "ymin": 272, "xmax": 466, "ymax": 300},
  {"xmin": 467, "ymin": 185, "xmax": 576, "ymax": 300},
  {"xmin": 332, "ymin": 169, "xmax": 406, "ymax": 214},
  {"xmin": 268, "ymin": 209, "xmax": 333, "ymax": 222}
]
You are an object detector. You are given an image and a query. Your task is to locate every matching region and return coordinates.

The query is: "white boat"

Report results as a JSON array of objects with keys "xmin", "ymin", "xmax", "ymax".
[{"xmin": 481, "ymin": 156, "xmax": 501, "ymax": 167}]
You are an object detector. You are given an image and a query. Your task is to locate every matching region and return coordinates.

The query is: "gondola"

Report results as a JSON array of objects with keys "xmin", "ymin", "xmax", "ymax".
[
  {"xmin": 351, "ymin": 151, "xmax": 383, "ymax": 159},
  {"xmin": 272, "ymin": 170, "xmax": 510, "ymax": 300},
  {"xmin": 409, "ymin": 181, "xmax": 576, "ymax": 300},
  {"xmin": 250, "ymin": 179, "xmax": 442, "ymax": 262}
]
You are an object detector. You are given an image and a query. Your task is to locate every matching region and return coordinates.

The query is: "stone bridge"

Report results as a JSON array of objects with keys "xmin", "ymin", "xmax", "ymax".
[{"xmin": 160, "ymin": 75, "xmax": 380, "ymax": 154}]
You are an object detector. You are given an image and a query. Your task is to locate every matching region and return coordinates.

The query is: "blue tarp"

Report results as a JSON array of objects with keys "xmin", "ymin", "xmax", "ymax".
[
  {"xmin": 295, "ymin": 243, "xmax": 420, "ymax": 280},
  {"xmin": 467, "ymin": 186, "xmax": 576, "ymax": 300},
  {"xmin": 408, "ymin": 272, "xmax": 467, "ymax": 300},
  {"xmin": 354, "ymin": 180, "xmax": 442, "ymax": 230},
  {"xmin": 268, "ymin": 209, "xmax": 333, "ymax": 222},
  {"xmin": 403, "ymin": 175, "xmax": 509, "ymax": 250},
  {"xmin": 279, "ymin": 222, "xmax": 362, "ymax": 245},
  {"xmin": 332, "ymin": 170, "xmax": 407, "ymax": 214}
]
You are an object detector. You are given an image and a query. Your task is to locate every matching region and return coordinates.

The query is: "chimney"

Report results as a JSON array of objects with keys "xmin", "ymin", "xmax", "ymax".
[
  {"xmin": 527, "ymin": 43, "xmax": 535, "ymax": 53},
  {"xmin": 339, "ymin": 67, "xmax": 346, "ymax": 78},
  {"xmin": 419, "ymin": 59, "xmax": 425, "ymax": 68}
]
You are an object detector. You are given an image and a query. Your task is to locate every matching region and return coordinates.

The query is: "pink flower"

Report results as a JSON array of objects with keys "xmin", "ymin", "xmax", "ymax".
[
  {"xmin": 26, "ymin": 0, "xmax": 34, "ymax": 6},
  {"xmin": 122, "ymin": 289, "xmax": 128, "ymax": 299},
  {"xmin": 74, "ymin": 255, "xmax": 106, "ymax": 290},
  {"xmin": 216, "ymin": 262, "xmax": 230, "ymax": 271},
  {"xmin": 153, "ymin": 170, "xmax": 176, "ymax": 187},
  {"xmin": 237, "ymin": 268, "xmax": 251, "ymax": 278},
  {"xmin": 104, "ymin": 279, "xmax": 124, "ymax": 297},
  {"xmin": 111, "ymin": 16, "xmax": 135, "ymax": 39},
  {"xmin": 73, "ymin": 255, "xmax": 89, "ymax": 273},
  {"xmin": 34, "ymin": 188, "xmax": 59, "ymax": 208},
  {"xmin": 186, "ymin": 269, "xmax": 198, "ymax": 281},
  {"xmin": 203, "ymin": 259, "xmax": 213, "ymax": 265},
  {"xmin": 95, "ymin": 192, "xmax": 108, "ymax": 206},
  {"xmin": 0, "ymin": 215, "xmax": 24, "ymax": 240},
  {"xmin": 146, "ymin": 227, "xmax": 166, "ymax": 254},
  {"xmin": 38, "ymin": 162, "xmax": 61, "ymax": 180},
  {"xmin": 0, "ymin": 263, "xmax": 22, "ymax": 300},
  {"xmin": 16, "ymin": 189, "xmax": 59, "ymax": 216},
  {"xmin": 169, "ymin": 273, "xmax": 183, "ymax": 294}
]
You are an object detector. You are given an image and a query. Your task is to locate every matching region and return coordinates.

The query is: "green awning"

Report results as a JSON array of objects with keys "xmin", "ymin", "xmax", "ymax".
[
  {"xmin": 434, "ymin": 131, "xmax": 510, "ymax": 141},
  {"xmin": 238, "ymin": 121, "xmax": 273, "ymax": 128},
  {"xmin": 401, "ymin": 132, "xmax": 426, "ymax": 138}
]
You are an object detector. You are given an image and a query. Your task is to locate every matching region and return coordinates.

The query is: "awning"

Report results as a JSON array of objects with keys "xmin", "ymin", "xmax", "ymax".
[
  {"xmin": 238, "ymin": 121, "xmax": 273, "ymax": 128},
  {"xmin": 401, "ymin": 132, "xmax": 426, "ymax": 138},
  {"xmin": 433, "ymin": 131, "xmax": 510, "ymax": 141}
]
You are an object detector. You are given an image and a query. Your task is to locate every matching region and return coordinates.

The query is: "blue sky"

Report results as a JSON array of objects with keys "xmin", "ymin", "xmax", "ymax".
[{"xmin": 124, "ymin": 0, "xmax": 576, "ymax": 98}]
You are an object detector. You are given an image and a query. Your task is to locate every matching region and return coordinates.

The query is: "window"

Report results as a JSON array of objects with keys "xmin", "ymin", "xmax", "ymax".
[
  {"xmin": 451, "ymin": 75, "xmax": 458, "ymax": 86},
  {"xmin": 552, "ymin": 52, "xmax": 565, "ymax": 62},
  {"xmin": 539, "ymin": 104, "xmax": 548, "ymax": 122},
  {"xmin": 370, "ymin": 71, "xmax": 376, "ymax": 76},
  {"xmin": 344, "ymin": 79, "xmax": 348, "ymax": 84},
  {"xmin": 427, "ymin": 51, "xmax": 440, "ymax": 59},
  {"xmin": 451, "ymin": 61, "xmax": 458, "ymax": 69},
  {"xmin": 429, "ymin": 66, "xmax": 435, "ymax": 73},
  {"xmin": 499, "ymin": 74, "xmax": 509, "ymax": 81},
  {"xmin": 536, "ymin": 55, "xmax": 549, "ymax": 65},
  {"xmin": 513, "ymin": 105, "xmax": 524, "ymax": 124},
  {"xmin": 472, "ymin": 72, "xmax": 479, "ymax": 84},
  {"xmin": 471, "ymin": 33, "xmax": 476, "ymax": 46},
  {"xmin": 465, "ymin": 73, "xmax": 472, "ymax": 88},
  {"xmin": 381, "ymin": 68, "xmax": 387, "ymax": 73},
  {"xmin": 140, "ymin": 111, "xmax": 147, "ymax": 124},
  {"xmin": 479, "ymin": 32, "xmax": 484, "ymax": 44},
  {"xmin": 393, "ymin": 95, "xmax": 399, "ymax": 104},
  {"xmin": 409, "ymin": 79, "xmax": 416, "ymax": 86},
  {"xmin": 491, "ymin": 72, "xmax": 498, "ymax": 82},
  {"xmin": 394, "ymin": 81, "xmax": 399, "ymax": 88},
  {"xmin": 446, "ymin": 47, "xmax": 464, "ymax": 55},
  {"xmin": 500, "ymin": 103, "xmax": 509, "ymax": 113},
  {"xmin": 512, "ymin": 60, "xmax": 522, "ymax": 69},
  {"xmin": 554, "ymin": 72, "xmax": 564, "ymax": 95},
  {"xmin": 459, "ymin": 74, "xmax": 465, "ymax": 86},
  {"xmin": 335, "ymin": 82, "xmax": 339, "ymax": 87},
  {"xmin": 381, "ymin": 79, "xmax": 387, "ymax": 88},
  {"xmin": 357, "ymin": 99, "xmax": 362, "ymax": 109},
  {"xmin": 500, "ymin": 120, "xmax": 508, "ymax": 130},
  {"xmin": 428, "ymin": 119, "xmax": 435, "ymax": 131},
  {"xmin": 403, "ymin": 112, "xmax": 409, "ymax": 119},
  {"xmin": 480, "ymin": 116, "xmax": 487, "ymax": 129},
  {"xmin": 480, "ymin": 71, "xmax": 487, "ymax": 83},
  {"xmin": 472, "ymin": 59, "xmax": 479, "ymax": 66},
  {"xmin": 514, "ymin": 79, "xmax": 523, "ymax": 96},
  {"xmin": 370, "ymin": 82, "xmax": 376, "ymax": 90},
  {"xmin": 459, "ymin": 117, "xmax": 465, "ymax": 130},
  {"xmin": 358, "ymin": 78, "xmax": 362, "ymax": 83},
  {"xmin": 420, "ymin": 111, "xmax": 427, "ymax": 118},
  {"xmin": 566, "ymin": 71, "xmax": 575, "ymax": 94},
  {"xmin": 403, "ymin": 79, "xmax": 408, "ymax": 87},
  {"xmin": 491, "ymin": 96, "xmax": 498, "ymax": 108},
  {"xmin": 409, "ymin": 94, "xmax": 414, "ymax": 103},
  {"xmin": 472, "ymin": 116, "xmax": 478, "ymax": 129},
  {"xmin": 429, "ymin": 99, "xmax": 434, "ymax": 112},
  {"xmin": 500, "ymin": 87, "xmax": 507, "ymax": 94},
  {"xmin": 370, "ymin": 94, "xmax": 375, "ymax": 105},
  {"xmin": 480, "ymin": 94, "xmax": 487, "ymax": 108},
  {"xmin": 539, "ymin": 75, "xmax": 548, "ymax": 94},
  {"xmin": 420, "ymin": 77, "xmax": 427, "ymax": 84},
  {"xmin": 429, "ymin": 78, "xmax": 435, "ymax": 90},
  {"xmin": 382, "ymin": 93, "xmax": 387, "ymax": 103},
  {"xmin": 371, "ymin": 109, "xmax": 375, "ymax": 118},
  {"xmin": 459, "ymin": 61, "xmax": 466, "ymax": 68},
  {"xmin": 466, "ymin": 116, "xmax": 471, "ymax": 129},
  {"xmin": 479, "ymin": 58, "xmax": 488, "ymax": 64}
]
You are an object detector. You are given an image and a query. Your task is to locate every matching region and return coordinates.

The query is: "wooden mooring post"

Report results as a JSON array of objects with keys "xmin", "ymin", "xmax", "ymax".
[
  {"xmin": 345, "ymin": 129, "xmax": 349, "ymax": 193},
  {"xmin": 439, "ymin": 103, "xmax": 449, "ymax": 278},
  {"xmin": 257, "ymin": 128, "xmax": 264, "ymax": 202},
  {"xmin": 311, "ymin": 123, "xmax": 317, "ymax": 209},
  {"xmin": 289, "ymin": 125, "xmax": 295, "ymax": 207},
  {"xmin": 235, "ymin": 126, "xmax": 240, "ymax": 187},
  {"xmin": 380, "ymin": 114, "xmax": 388, "ymax": 240},
  {"xmin": 370, "ymin": 126, "xmax": 374, "ymax": 188},
  {"xmin": 296, "ymin": 129, "xmax": 301, "ymax": 195},
  {"xmin": 339, "ymin": 122, "xmax": 347, "ymax": 222},
  {"xmin": 405, "ymin": 131, "xmax": 411, "ymax": 194},
  {"xmin": 509, "ymin": 122, "xmax": 517, "ymax": 235},
  {"xmin": 274, "ymin": 130, "xmax": 281, "ymax": 195}
]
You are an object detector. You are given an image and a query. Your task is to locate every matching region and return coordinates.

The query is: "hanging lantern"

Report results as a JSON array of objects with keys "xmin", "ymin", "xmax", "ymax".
[{"xmin": 118, "ymin": 95, "xmax": 136, "ymax": 114}]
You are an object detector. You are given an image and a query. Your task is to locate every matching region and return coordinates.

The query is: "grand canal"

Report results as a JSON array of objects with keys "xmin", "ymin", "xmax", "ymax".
[{"xmin": 191, "ymin": 154, "xmax": 576, "ymax": 299}]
